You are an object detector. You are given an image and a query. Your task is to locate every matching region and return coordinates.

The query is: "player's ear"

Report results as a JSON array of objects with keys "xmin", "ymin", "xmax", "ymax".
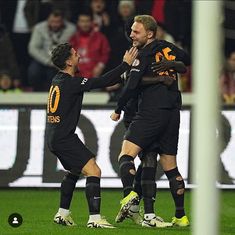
[
  {"xmin": 66, "ymin": 59, "xmax": 72, "ymax": 67},
  {"xmin": 147, "ymin": 30, "xmax": 154, "ymax": 39}
]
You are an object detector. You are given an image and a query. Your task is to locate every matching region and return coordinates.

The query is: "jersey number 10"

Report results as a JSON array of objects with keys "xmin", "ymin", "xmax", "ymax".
[{"xmin": 47, "ymin": 85, "xmax": 60, "ymax": 114}]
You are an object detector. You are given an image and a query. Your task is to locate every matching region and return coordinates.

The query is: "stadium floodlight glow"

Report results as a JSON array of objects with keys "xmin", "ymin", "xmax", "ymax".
[{"xmin": 192, "ymin": 1, "xmax": 222, "ymax": 235}]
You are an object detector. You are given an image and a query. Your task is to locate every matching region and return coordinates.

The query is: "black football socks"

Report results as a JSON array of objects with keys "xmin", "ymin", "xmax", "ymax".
[
  {"xmin": 60, "ymin": 172, "xmax": 79, "ymax": 209},
  {"xmin": 85, "ymin": 176, "xmax": 101, "ymax": 215},
  {"xmin": 141, "ymin": 167, "xmax": 156, "ymax": 214},
  {"xmin": 119, "ymin": 155, "xmax": 136, "ymax": 197},
  {"xmin": 165, "ymin": 167, "xmax": 185, "ymax": 218}
]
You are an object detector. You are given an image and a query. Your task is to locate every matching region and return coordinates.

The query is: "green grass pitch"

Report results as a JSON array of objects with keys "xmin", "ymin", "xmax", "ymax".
[{"xmin": 0, "ymin": 189, "xmax": 234, "ymax": 235}]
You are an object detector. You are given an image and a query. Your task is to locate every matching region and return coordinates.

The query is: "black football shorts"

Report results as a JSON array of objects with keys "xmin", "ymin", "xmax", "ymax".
[
  {"xmin": 125, "ymin": 108, "xmax": 180, "ymax": 156},
  {"xmin": 49, "ymin": 134, "xmax": 94, "ymax": 175},
  {"xmin": 158, "ymin": 109, "xmax": 180, "ymax": 155}
]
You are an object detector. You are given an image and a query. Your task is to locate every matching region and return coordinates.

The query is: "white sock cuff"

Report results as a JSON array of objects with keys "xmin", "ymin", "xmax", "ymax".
[
  {"xmin": 58, "ymin": 208, "xmax": 70, "ymax": 217},
  {"xmin": 144, "ymin": 213, "xmax": 155, "ymax": 220},
  {"xmin": 88, "ymin": 214, "xmax": 101, "ymax": 222}
]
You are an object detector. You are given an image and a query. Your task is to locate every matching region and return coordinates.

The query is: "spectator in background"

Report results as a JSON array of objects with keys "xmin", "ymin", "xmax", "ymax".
[
  {"xmin": 69, "ymin": 10, "xmax": 110, "ymax": 78},
  {"xmin": 0, "ymin": 0, "xmax": 71, "ymax": 89},
  {"xmin": 0, "ymin": 73, "xmax": 22, "ymax": 93},
  {"xmin": 220, "ymin": 51, "xmax": 235, "ymax": 104},
  {"xmin": 162, "ymin": 0, "xmax": 192, "ymax": 52},
  {"xmin": 135, "ymin": 0, "xmax": 153, "ymax": 15},
  {"xmin": 118, "ymin": 0, "xmax": 135, "ymax": 21},
  {"xmin": 28, "ymin": 9, "xmax": 75, "ymax": 91},
  {"xmin": 151, "ymin": 0, "xmax": 165, "ymax": 23},
  {"xmin": 0, "ymin": 24, "xmax": 21, "ymax": 85},
  {"xmin": 69, "ymin": 0, "xmax": 91, "ymax": 23},
  {"xmin": 90, "ymin": 0, "xmax": 112, "ymax": 37},
  {"xmin": 0, "ymin": 0, "xmax": 31, "ymax": 88},
  {"xmin": 106, "ymin": 0, "xmax": 135, "ymax": 102},
  {"xmin": 149, "ymin": 0, "xmax": 192, "ymax": 51},
  {"xmin": 108, "ymin": 0, "xmax": 135, "ymax": 69},
  {"xmin": 156, "ymin": 22, "xmax": 175, "ymax": 44},
  {"xmin": 24, "ymin": 0, "xmax": 72, "ymax": 29},
  {"xmin": 12, "ymin": 0, "xmax": 32, "ymax": 88}
]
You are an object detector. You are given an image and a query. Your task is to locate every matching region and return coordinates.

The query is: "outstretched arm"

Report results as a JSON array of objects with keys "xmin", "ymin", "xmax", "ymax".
[
  {"xmin": 110, "ymin": 58, "xmax": 147, "ymax": 121},
  {"xmin": 82, "ymin": 47, "xmax": 138, "ymax": 91}
]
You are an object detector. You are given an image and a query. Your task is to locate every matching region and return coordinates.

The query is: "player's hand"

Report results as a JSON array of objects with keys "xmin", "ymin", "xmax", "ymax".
[
  {"xmin": 123, "ymin": 47, "xmax": 138, "ymax": 66},
  {"xmin": 151, "ymin": 58, "xmax": 175, "ymax": 73},
  {"xmin": 110, "ymin": 112, "xmax": 120, "ymax": 121}
]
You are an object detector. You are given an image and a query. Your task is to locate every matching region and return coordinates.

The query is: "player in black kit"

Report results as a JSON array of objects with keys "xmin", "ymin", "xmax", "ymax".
[
  {"xmin": 110, "ymin": 15, "xmax": 190, "ymax": 227},
  {"xmin": 46, "ymin": 43, "xmax": 137, "ymax": 228}
]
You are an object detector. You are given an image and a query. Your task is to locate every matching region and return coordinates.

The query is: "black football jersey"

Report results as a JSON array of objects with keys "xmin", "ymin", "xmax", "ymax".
[
  {"xmin": 115, "ymin": 40, "xmax": 190, "ymax": 113},
  {"xmin": 46, "ymin": 62, "xmax": 130, "ymax": 142}
]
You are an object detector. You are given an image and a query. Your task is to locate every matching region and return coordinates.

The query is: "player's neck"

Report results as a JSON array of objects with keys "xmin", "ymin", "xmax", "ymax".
[
  {"xmin": 62, "ymin": 66, "xmax": 76, "ymax": 77},
  {"xmin": 143, "ymin": 38, "xmax": 155, "ymax": 48},
  {"xmin": 140, "ymin": 38, "xmax": 155, "ymax": 49}
]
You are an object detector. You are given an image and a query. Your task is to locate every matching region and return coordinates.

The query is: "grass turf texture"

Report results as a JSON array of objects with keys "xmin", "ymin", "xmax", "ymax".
[{"xmin": 0, "ymin": 189, "xmax": 234, "ymax": 235}]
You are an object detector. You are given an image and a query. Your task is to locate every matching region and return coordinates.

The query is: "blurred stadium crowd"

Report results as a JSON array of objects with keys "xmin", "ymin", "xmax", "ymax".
[{"xmin": 0, "ymin": 0, "xmax": 234, "ymax": 104}]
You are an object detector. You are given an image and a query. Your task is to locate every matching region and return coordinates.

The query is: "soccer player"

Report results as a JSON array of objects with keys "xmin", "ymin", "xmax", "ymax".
[
  {"xmin": 114, "ymin": 59, "xmax": 187, "ymax": 226},
  {"xmin": 115, "ymin": 97, "xmax": 160, "ymax": 226},
  {"xmin": 110, "ymin": 15, "xmax": 190, "ymax": 227},
  {"xmin": 46, "ymin": 43, "xmax": 137, "ymax": 228}
]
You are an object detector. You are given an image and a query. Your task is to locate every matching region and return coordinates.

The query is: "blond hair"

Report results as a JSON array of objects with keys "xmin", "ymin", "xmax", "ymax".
[{"xmin": 134, "ymin": 15, "xmax": 157, "ymax": 38}]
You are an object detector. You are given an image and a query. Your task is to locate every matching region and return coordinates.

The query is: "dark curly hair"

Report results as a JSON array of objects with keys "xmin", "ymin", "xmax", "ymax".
[{"xmin": 51, "ymin": 43, "xmax": 72, "ymax": 70}]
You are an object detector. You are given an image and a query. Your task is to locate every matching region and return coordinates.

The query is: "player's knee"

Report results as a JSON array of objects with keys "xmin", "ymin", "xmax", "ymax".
[
  {"xmin": 160, "ymin": 154, "xmax": 177, "ymax": 171},
  {"xmin": 84, "ymin": 164, "xmax": 101, "ymax": 177},
  {"xmin": 119, "ymin": 150, "xmax": 136, "ymax": 159},
  {"xmin": 142, "ymin": 152, "xmax": 157, "ymax": 168},
  {"xmin": 91, "ymin": 165, "xmax": 101, "ymax": 177},
  {"xmin": 169, "ymin": 175, "xmax": 185, "ymax": 195},
  {"xmin": 119, "ymin": 140, "xmax": 141, "ymax": 158}
]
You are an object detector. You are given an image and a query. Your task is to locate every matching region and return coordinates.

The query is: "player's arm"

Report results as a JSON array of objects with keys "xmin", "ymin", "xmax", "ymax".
[
  {"xmin": 111, "ymin": 58, "xmax": 147, "ymax": 121},
  {"xmin": 151, "ymin": 57, "xmax": 187, "ymax": 74},
  {"xmin": 79, "ymin": 47, "xmax": 138, "ymax": 91},
  {"xmin": 121, "ymin": 69, "xmax": 167, "ymax": 86},
  {"xmin": 152, "ymin": 43, "xmax": 190, "ymax": 74},
  {"xmin": 171, "ymin": 44, "xmax": 191, "ymax": 66},
  {"xmin": 141, "ymin": 75, "xmax": 176, "ymax": 85}
]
